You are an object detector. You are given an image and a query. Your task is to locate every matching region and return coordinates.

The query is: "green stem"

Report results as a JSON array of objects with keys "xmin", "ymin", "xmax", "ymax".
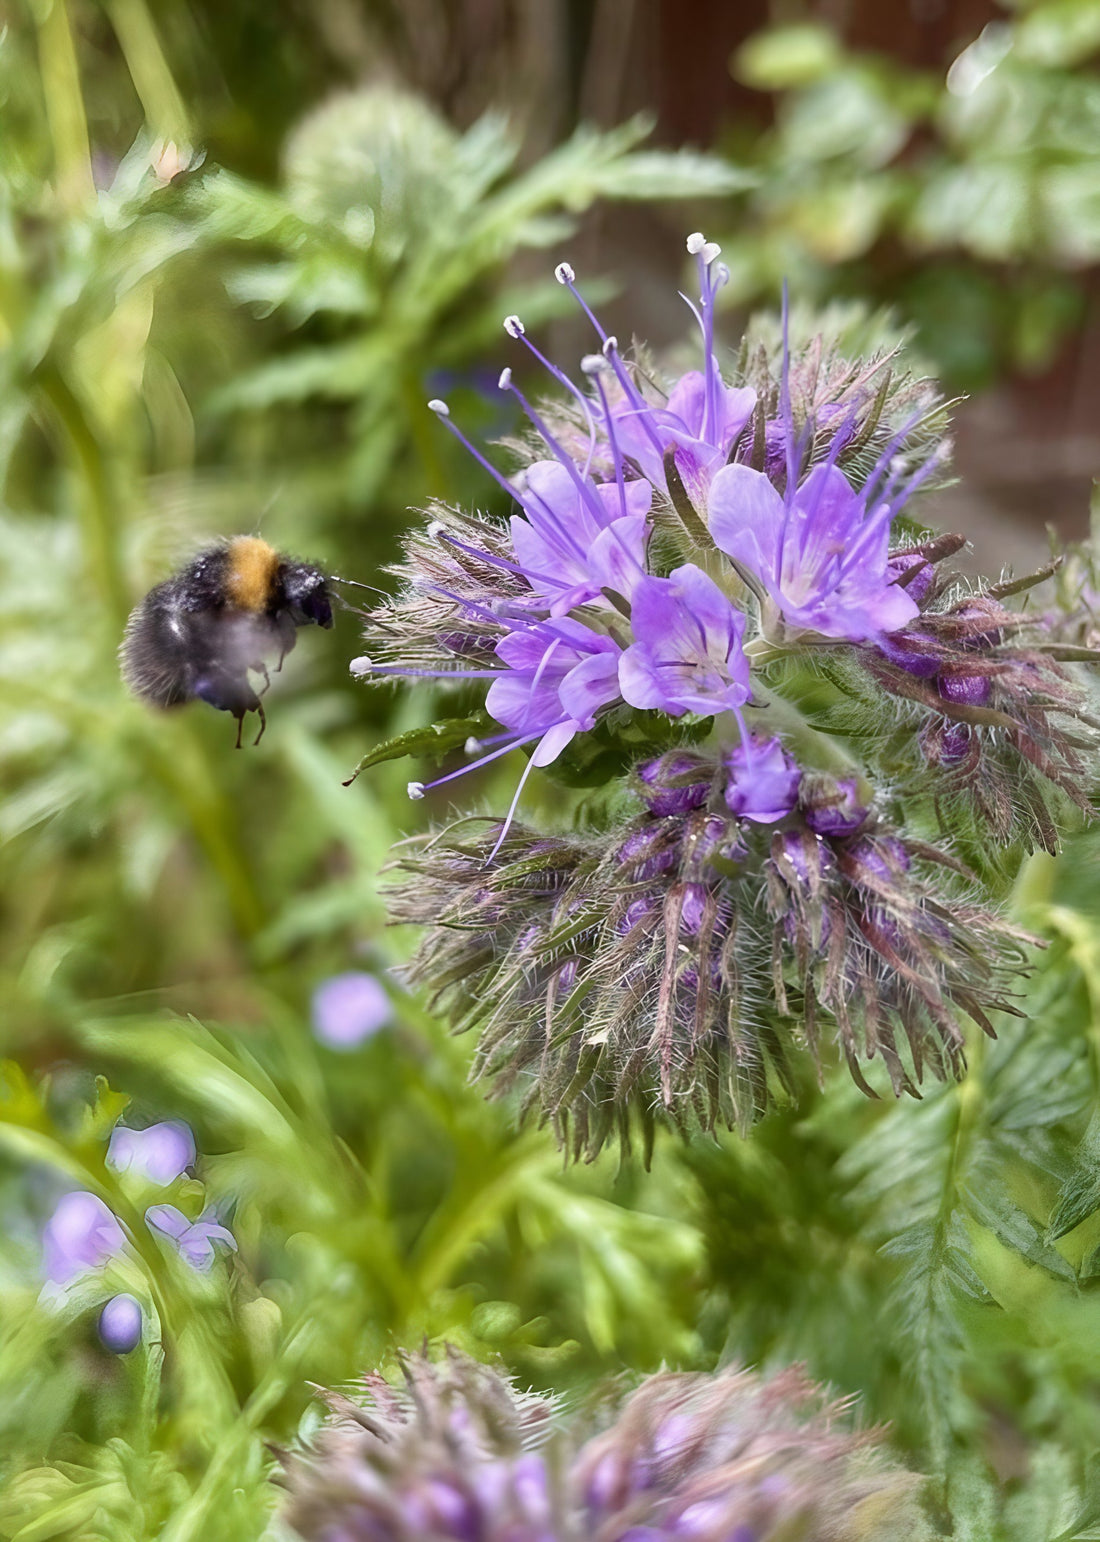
[
  {"xmin": 31, "ymin": 0, "xmax": 94, "ymax": 210},
  {"xmin": 104, "ymin": 0, "xmax": 192, "ymax": 147},
  {"xmin": 37, "ymin": 365, "xmax": 130, "ymax": 633}
]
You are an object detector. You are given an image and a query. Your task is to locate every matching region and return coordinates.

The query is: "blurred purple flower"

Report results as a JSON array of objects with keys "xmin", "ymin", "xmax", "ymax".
[
  {"xmin": 98, "ymin": 1293, "xmax": 143, "ymax": 1353},
  {"xmin": 146, "ymin": 1205, "xmax": 236, "ymax": 1272},
  {"xmin": 43, "ymin": 1192, "xmax": 124, "ymax": 1286},
  {"xmin": 723, "ymin": 736, "xmax": 801, "ymax": 824},
  {"xmin": 312, "ymin": 971, "xmax": 393, "ymax": 1049},
  {"xmin": 107, "ymin": 1121, "xmax": 195, "ymax": 1185}
]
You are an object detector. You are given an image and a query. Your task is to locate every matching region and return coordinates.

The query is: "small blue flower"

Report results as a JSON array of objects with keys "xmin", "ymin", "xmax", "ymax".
[
  {"xmin": 42, "ymin": 1192, "xmax": 124, "ymax": 1286},
  {"xmin": 98, "ymin": 1293, "xmax": 143, "ymax": 1354},
  {"xmin": 311, "ymin": 971, "xmax": 393, "ymax": 1049},
  {"xmin": 107, "ymin": 1120, "xmax": 195, "ymax": 1185},
  {"xmin": 146, "ymin": 1205, "xmax": 236, "ymax": 1272}
]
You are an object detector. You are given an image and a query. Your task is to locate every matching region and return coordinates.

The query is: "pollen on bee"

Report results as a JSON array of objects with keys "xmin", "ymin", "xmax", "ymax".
[{"xmin": 226, "ymin": 537, "xmax": 280, "ymax": 612}]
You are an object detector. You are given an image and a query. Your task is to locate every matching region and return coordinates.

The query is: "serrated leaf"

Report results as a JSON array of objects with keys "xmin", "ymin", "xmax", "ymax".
[{"xmin": 343, "ymin": 715, "xmax": 490, "ymax": 784}]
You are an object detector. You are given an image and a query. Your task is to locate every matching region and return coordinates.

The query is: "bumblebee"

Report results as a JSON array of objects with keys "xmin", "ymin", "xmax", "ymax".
[{"xmin": 120, "ymin": 536, "xmax": 334, "ymax": 745}]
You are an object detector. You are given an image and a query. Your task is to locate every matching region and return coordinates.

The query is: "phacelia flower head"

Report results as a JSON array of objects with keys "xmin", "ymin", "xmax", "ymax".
[
  {"xmin": 283, "ymin": 1350, "xmax": 931, "ymax": 1542},
  {"xmin": 284, "ymin": 1348, "xmax": 556, "ymax": 1542},
  {"xmin": 354, "ymin": 230, "xmax": 943, "ymax": 845},
  {"xmin": 349, "ymin": 230, "xmax": 1095, "ymax": 1147}
]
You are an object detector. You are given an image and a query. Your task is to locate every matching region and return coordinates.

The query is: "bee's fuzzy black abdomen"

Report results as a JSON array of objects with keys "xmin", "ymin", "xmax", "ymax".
[{"xmin": 119, "ymin": 580, "xmax": 200, "ymax": 708}]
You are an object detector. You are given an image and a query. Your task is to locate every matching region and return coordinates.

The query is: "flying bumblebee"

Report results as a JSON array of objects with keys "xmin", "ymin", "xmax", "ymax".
[{"xmin": 120, "ymin": 536, "xmax": 334, "ymax": 746}]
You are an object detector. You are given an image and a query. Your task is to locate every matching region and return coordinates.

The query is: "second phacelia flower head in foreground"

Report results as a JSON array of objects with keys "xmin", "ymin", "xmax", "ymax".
[
  {"xmin": 355, "ymin": 233, "xmax": 1099, "ymax": 1151},
  {"xmin": 283, "ymin": 1349, "xmax": 932, "ymax": 1542}
]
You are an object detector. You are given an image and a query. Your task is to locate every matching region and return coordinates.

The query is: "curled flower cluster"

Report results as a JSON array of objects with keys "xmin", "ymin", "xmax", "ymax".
[
  {"xmin": 41, "ymin": 1120, "xmax": 235, "ymax": 1352},
  {"xmin": 283, "ymin": 1350, "xmax": 931, "ymax": 1542},
  {"xmin": 355, "ymin": 232, "xmax": 1099, "ymax": 1145},
  {"xmin": 390, "ymin": 750, "xmax": 1031, "ymax": 1153}
]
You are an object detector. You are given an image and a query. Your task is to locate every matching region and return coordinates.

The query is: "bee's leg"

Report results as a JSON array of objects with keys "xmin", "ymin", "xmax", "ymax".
[
  {"xmin": 252, "ymin": 700, "xmax": 267, "ymax": 747},
  {"xmin": 254, "ymin": 662, "xmax": 272, "ymax": 698},
  {"xmin": 234, "ymin": 712, "xmax": 245, "ymax": 750}
]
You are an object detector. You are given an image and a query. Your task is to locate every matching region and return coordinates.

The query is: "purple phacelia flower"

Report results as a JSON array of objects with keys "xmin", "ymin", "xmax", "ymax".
[
  {"xmin": 284, "ymin": 1351, "xmax": 931, "ymax": 1542},
  {"xmin": 98, "ymin": 1293, "xmax": 143, "ymax": 1354},
  {"xmin": 107, "ymin": 1120, "xmax": 195, "ymax": 1185},
  {"xmin": 707, "ymin": 459, "xmax": 921, "ymax": 644},
  {"xmin": 312, "ymin": 971, "xmax": 393, "ymax": 1049},
  {"xmin": 42, "ymin": 1192, "xmax": 125, "ymax": 1286},
  {"xmin": 723, "ymin": 735, "xmax": 801, "ymax": 824},
  {"xmin": 509, "ymin": 458, "xmax": 651, "ymax": 615},
  {"xmin": 619, "ymin": 564, "xmax": 750, "ymax": 720},
  {"xmin": 146, "ymin": 1205, "xmax": 236, "ymax": 1272}
]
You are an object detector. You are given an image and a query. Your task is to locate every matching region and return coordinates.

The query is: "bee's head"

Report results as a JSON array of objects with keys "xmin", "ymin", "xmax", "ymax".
[{"xmin": 280, "ymin": 562, "xmax": 333, "ymax": 629}]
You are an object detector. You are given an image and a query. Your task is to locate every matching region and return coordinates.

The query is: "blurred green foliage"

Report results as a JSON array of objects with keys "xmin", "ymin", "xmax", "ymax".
[
  {"xmin": 726, "ymin": 1, "xmax": 1100, "ymax": 388},
  {"xmin": 4, "ymin": 2, "xmax": 1100, "ymax": 1539}
]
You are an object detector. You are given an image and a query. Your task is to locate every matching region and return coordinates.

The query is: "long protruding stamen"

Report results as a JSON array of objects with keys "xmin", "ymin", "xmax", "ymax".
[
  {"xmin": 555, "ymin": 260, "xmax": 608, "ymax": 343},
  {"xmin": 428, "ymin": 399, "xmax": 526, "ymax": 510},
  {"xmin": 686, "ymin": 233, "xmax": 725, "ymax": 446},
  {"xmin": 411, "ymin": 725, "xmax": 548, "ymax": 797},
  {"xmin": 503, "ymin": 314, "xmax": 598, "ymax": 460},
  {"xmin": 583, "ymin": 355, "xmax": 630, "ymax": 521},
  {"xmin": 429, "ymin": 522, "xmax": 572, "ymax": 593},
  {"xmin": 497, "ymin": 369, "xmax": 611, "ymax": 530},
  {"xmin": 486, "ymin": 747, "xmax": 544, "ymax": 863},
  {"xmin": 602, "ymin": 335, "xmax": 667, "ymax": 445}
]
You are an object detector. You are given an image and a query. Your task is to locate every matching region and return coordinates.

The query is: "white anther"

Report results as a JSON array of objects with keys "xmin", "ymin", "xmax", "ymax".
[
  {"xmin": 701, "ymin": 241, "xmax": 722, "ymax": 266},
  {"xmin": 498, "ymin": 367, "xmax": 513, "ymax": 390},
  {"xmin": 555, "ymin": 261, "xmax": 575, "ymax": 284},
  {"xmin": 602, "ymin": 335, "xmax": 618, "ymax": 356},
  {"xmin": 407, "ymin": 781, "xmax": 426, "ymax": 801},
  {"xmin": 580, "ymin": 353, "xmax": 606, "ymax": 375},
  {"xmin": 686, "ymin": 232, "xmax": 706, "ymax": 254},
  {"xmin": 349, "ymin": 656, "xmax": 373, "ymax": 676},
  {"xmin": 427, "ymin": 398, "xmax": 450, "ymax": 416},
  {"xmin": 503, "ymin": 314, "xmax": 525, "ymax": 338},
  {"xmin": 464, "ymin": 737, "xmax": 481, "ymax": 754},
  {"xmin": 715, "ymin": 262, "xmax": 730, "ymax": 285}
]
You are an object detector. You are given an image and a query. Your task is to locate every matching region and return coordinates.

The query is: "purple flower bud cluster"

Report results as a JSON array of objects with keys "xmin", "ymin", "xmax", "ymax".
[
  {"xmin": 388, "ymin": 748, "xmax": 1031, "ymax": 1154},
  {"xmin": 283, "ymin": 1350, "xmax": 931, "ymax": 1542},
  {"xmin": 40, "ymin": 1119, "xmax": 235, "ymax": 1352},
  {"xmin": 358, "ymin": 230, "xmax": 1099, "ymax": 1143}
]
